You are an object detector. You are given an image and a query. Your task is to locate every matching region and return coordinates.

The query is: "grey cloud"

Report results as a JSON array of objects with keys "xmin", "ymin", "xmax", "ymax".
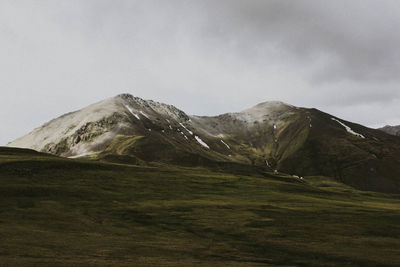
[
  {"xmin": 194, "ymin": 0, "xmax": 400, "ymax": 83},
  {"xmin": 1, "ymin": 0, "xmax": 400, "ymax": 145}
]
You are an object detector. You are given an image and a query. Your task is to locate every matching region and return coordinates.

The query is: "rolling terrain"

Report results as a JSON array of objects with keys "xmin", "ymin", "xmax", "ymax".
[
  {"xmin": 8, "ymin": 94, "xmax": 400, "ymax": 193},
  {"xmin": 1, "ymin": 147, "xmax": 400, "ymax": 265}
]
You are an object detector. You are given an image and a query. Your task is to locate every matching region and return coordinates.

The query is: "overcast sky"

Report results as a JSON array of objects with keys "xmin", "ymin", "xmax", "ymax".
[{"xmin": 1, "ymin": 0, "xmax": 400, "ymax": 145}]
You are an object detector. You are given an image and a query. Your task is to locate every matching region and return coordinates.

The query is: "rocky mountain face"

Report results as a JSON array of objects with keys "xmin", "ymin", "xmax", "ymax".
[
  {"xmin": 8, "ymin": 94, "xmax": 400, "ymax": 193},
  {"xmin": 379, "ymin": 125, "xmax": 400, "ymax": 136}
]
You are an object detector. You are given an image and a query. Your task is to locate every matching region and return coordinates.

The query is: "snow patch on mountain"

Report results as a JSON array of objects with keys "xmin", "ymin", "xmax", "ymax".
[
  {"xmin": 220, "ymin": 140, "xmax": 230, "ymax": 149},
  {"xmin": 195, "ymin": 136, "xmax": 210, "ymax": 149},
  {"xmin": 179, "ymin": 131, "xmax": 189, "ymax": 140},
  {"xmin": 179, "ymin": 123, "xmax": 193, "ymax": 135},
  {"xmin": 124, "ymin": 105, "xmax": 140, "ymax": 120},
  {"xmin": 331, "ymin": 118, "xmax": 365, "ymax": 138},
  {"xmin": 140, "ymin": 111, "xmax": 149, "ymax": 119}
]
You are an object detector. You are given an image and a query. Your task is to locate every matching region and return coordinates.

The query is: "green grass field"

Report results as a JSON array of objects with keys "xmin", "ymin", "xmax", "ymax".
[{"xmin": 1, "ymin": 148, "xmax": 400, "ymax": 266}]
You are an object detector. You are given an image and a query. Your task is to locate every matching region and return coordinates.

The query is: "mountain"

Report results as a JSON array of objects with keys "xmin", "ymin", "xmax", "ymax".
[
  {"xmin": 8, "ymin": 94, "xmax": 400, "ymax": 193},
  {"xmin": 379, "ymin": 125, "xmax": 400, "ymax": 136}
]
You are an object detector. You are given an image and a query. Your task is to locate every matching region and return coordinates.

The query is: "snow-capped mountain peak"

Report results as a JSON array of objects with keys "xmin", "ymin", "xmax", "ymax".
[{"xmin": 7, "ymin": 93, "xmax": 400, "ymax": 194}]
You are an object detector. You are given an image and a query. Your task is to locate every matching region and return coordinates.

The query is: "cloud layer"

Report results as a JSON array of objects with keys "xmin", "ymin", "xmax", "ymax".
[{"xmin": 1, "ymin": 0, "xmax": 400, "ymax": 144}]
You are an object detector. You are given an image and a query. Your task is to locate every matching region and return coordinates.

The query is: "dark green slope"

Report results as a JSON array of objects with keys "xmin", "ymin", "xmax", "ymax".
[
  {"xmin": 184, "ymin": 106, "xmax": 400, "ymax": 194},
  {"xmin": 1, "ymin": 147, "xmax": 400, "ymax": 265},
  {"xmin": 89, "ymin": 105, "xmax": 400, "ymax": 194},
  {"xmin": 279, "ymin": 109, "xmax": 400, "ymax": 193},
  {"xmin": 0, "ymin": 146, "xmax": 56, "ymax": 157}
]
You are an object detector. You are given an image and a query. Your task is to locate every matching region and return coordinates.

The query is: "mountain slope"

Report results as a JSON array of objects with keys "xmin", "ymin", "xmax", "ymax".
[
  {"xmin": 8, "ymin": 94, "xmax": 400, "ymax": 193},
  {"xmin": 279, "ymin": 109, "xmax": 400, "ymax": 193},
  {"xmin": 379, "ymin": 125, "xmax": 400, "ymax": 136}
]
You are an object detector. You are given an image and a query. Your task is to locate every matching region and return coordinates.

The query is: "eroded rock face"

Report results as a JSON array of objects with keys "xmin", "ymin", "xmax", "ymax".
[{"xmin": 41, "ymin": 113, "xmax": 126, "ymax": 157}]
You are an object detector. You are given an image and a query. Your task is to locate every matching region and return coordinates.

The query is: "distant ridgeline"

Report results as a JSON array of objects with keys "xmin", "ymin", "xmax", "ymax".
[{"xmin": 379, "ymin": 125, "xmax": 400, "ymax": 137}]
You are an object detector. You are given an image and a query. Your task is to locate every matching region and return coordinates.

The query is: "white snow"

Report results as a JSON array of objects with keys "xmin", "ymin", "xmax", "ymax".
[
  {"xmin": 169, "ymin": 125, "xmax": 173, "ymax": 130},
  {"xmin": 124, "ymin": 105, "xmax": 140, "ymax": 120},
  {"xmin": 232, "ymin": 101, "xmax": 290, "ymax": 123},
  {"xmin": 179, "ymin": 123, "xmax": 193, "ymax": 135},
  {"xmin": 179, "ymin": 131, "xmax": 188, "ymax": 139},
  {"xmin": 140, "ymin": 111, "xmax": 150, "ymax": 119},
  {"xmin": 331, "ymin": 118, "xmax": 365, "ymax": 138},
  {"xmin": 8, "ymin": 96, "xmax": 125, "ymax": 152},
  {"xmin": 194, "ymin": 135, "xmax": 210, "ymax": 149},
  {"xmin": 220, "ymin": 139, "xmax": 230, "ymax": 149},
  {"xmin": 273, "ymin": 124, "xmax": 277, "ymax": 130}
]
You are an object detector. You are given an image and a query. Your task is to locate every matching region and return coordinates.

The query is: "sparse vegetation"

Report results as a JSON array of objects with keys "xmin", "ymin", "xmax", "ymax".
[{"xmin": 1, "ymin": 147, "xmax": 399, "ymax": 266}]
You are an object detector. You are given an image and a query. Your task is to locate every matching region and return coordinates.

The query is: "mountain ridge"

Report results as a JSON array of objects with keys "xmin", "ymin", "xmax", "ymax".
[{"xmin": 7, "ymin": 93, "xmax": 400, "ymax": 193}]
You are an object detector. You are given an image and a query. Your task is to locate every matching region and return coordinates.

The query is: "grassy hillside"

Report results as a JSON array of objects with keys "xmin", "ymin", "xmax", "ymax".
[
  {"xmin": 1, "ymin": 147, "xmax": 400, "ymax": 266},
  {"xmin": 279, "ymin": 109, "xmax": 400, "ymax": 193}
]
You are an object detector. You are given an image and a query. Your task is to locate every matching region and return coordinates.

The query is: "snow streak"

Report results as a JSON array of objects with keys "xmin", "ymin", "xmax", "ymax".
[{"xmin": 331, "ymin": 118, "xmax": 365, "ymax": 138}]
